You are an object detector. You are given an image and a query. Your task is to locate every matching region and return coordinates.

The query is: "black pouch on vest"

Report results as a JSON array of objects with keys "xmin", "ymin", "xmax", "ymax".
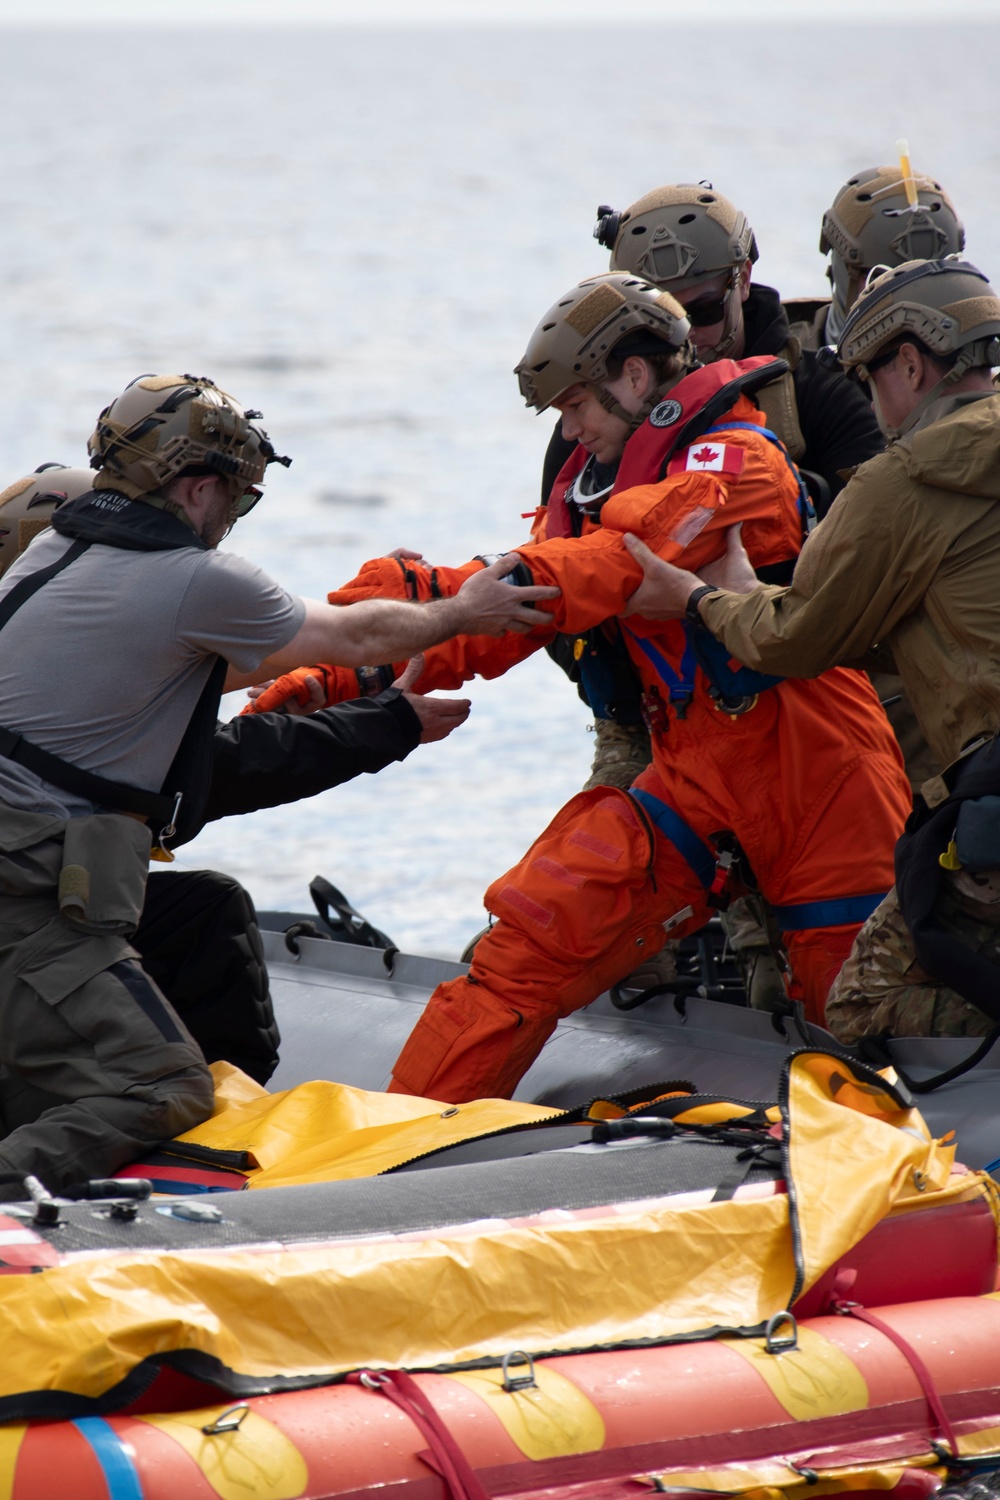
[{"xmin": 954, "ymin": 795, "xmax": 1000, "ymax": 873}]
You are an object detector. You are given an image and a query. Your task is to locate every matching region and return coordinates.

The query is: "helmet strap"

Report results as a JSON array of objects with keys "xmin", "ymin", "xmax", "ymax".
[
  {"xmin": 594, "ymin": 350, "xmax": 694, "ymax": 437},
  {"xmin": 879, "ymin": 347, "xmax": 978, "ymax": 443},
  {"xmin": 703, "ymin": 275, "xmax": 744, "ymax": 361}
]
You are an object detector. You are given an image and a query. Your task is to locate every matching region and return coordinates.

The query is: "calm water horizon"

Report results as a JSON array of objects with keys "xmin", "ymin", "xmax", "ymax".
[{"xmin": 1, "ymin": 19, "xmax": 996, "ymax": 954}]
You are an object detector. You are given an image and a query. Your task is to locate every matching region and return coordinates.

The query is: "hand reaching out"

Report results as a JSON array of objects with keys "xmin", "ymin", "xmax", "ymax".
[{"xmin": 393, "ymin": 654, "xmax": 471, "ymax": 744}]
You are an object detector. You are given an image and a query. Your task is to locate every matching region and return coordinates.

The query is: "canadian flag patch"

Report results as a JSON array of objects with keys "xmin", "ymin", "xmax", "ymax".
[{"xmin": 668, "ymin": 442, "xmax": 745, "ymax": 476}]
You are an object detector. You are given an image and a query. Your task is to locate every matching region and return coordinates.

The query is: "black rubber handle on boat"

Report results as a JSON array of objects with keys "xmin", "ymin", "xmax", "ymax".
[{"xmin": 592, "ymin": 1117, "xmax": 679, "ymax": 1143}]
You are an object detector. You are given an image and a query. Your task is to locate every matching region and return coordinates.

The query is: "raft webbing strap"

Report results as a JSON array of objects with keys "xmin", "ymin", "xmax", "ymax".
[
  {"xmin": 833, "ymin": 1301, "xmax": 959, "ymax": 1457},
  {"xmin": 348, "ymin": 1370, "xmax": 490, "ymax": 1500},
  {"xmin": 72, "ymin": 1417, "xmax": 144, "ymax": 1500},
  {"xmin": 630, "ymin": 787, "xmax": 716, "ymax": 889},
  {"xmin": 771, "ymin": 892, "xmax": 887, "ymax": 931}
]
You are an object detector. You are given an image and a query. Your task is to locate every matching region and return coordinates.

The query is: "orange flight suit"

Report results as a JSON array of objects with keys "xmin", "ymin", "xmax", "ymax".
[{"xmin": 249, "ymin": 360, "xmax": 910, "ymax": 1097}]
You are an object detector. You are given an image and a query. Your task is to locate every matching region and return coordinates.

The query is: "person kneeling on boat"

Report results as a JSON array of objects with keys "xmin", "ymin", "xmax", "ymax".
[
  {"xmin": 249, "ymin": 273, "xmax": 911, "ymax": 1102},
  {"xmin": 0, "ymin": 467, "xmax": 471, "ymax": 1089},
  {"xmin": 614, "ymin": 256, "xmax": 1000, "ymax": 1048},
  {"xmin": 0, "ymin": 376, "xmax": 556, "ymax": 1192}
]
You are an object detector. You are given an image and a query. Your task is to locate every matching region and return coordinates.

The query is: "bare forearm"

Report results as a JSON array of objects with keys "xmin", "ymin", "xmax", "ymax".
[{"xmin": 263, "ymin": 596, "xmax": 469, "ymax": 674}]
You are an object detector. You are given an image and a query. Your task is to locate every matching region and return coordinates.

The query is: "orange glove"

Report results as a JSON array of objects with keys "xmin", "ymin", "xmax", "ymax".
[
  {"xmin": 241, "ymin": 662, "xmax": 403, "ymax": 716},
  {"xmin": 328, "ymin": 555, "xmax": 485, "ymax": 606}
]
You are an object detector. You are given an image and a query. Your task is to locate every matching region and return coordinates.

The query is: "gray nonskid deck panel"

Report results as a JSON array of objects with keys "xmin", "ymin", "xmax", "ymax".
[
  {"xmin": 264, "ymin": 932, "xmax": 1000, "ymax": 1170},
  {"xmin": 10, "ymin": 1136, "xmax": 778, "ymax": 1257}
]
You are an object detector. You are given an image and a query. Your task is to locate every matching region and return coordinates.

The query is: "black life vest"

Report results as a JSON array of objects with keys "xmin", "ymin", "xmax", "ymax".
[{"xmin": 0, "ymin": 490, "xmax": 227, "ymax": 850}]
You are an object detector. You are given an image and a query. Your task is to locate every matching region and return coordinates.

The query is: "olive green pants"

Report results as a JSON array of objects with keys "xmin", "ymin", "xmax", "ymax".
[{"xmin": 0, "ymin": 803, "xmax": 214, "ymax": 1193}]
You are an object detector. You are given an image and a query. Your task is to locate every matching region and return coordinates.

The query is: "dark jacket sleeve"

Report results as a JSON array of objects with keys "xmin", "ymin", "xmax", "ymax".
[
  {"xmin": 201, "ymin": 689, "xmax": 423, "ymax": 825},
  {"xmin": 793, "ymin": 351, "xmax": 884, "ymax": 507}
]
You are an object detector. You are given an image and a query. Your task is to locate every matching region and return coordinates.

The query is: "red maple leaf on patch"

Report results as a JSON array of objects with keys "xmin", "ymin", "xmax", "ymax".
[{"xmin": 692, "ymin": 445, "xmax": 718, "ymax": 464}]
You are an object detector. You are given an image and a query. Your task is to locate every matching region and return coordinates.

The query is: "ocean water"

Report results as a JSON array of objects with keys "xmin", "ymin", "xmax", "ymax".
[{"xmin": 0, "ymin": 19, "xmax": 997, "ymax": 955}]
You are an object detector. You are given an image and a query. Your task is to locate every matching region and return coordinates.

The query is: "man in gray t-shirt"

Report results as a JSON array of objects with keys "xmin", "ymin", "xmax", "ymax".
[{"xmin": 0, "ymin": 374, "xmax": 556, "ymax": 1192}]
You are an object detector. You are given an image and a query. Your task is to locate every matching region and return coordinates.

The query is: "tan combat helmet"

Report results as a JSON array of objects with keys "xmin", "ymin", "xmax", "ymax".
[
  {"xmin": 596, "ymin": 185, "xmax": 757, "ymax": 360},
  {"xmin": 0, "ymin": 465, "xmax": 94, "ymax": 578},
  {"xmin": 88, "ymin": 374, "xmax": 291, "ymax": 523},
  {"xmin": 838, "ymin": 256, "xmax": 1000, "ymax": 439},
  {"xmin": 515, "ymin": 272, "xmax": 692, "ymax": 427},
  {"xmin": 598, "ymin": 185, "xmax": 758, "ymax": 289},
  {"xmin": 821, "ymin": 166, "xmax": 965, "ymax": 336}
]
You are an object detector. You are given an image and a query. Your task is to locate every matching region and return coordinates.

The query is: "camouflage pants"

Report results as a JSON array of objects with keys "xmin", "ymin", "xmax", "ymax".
[
  {"xmin": 825, "ymin": 871, "xmax": 1000, "ymax": 1044},
  {"xmin": 0, "ymin": 804, "xmax": 214, "ymax": 1192},
  {"xmin": 583, "ymin": 718, "xmax": 654, "ymax": 792}
]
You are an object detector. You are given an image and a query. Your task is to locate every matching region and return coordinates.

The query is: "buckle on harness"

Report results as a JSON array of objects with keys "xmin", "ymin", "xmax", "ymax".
[
  {"xmin": 708, "ymin": 848, "xmax": 734, "ymax": 910},
  {"xmin": 710, "ymin": 687, "xmax": 758, "ymax": 718},
  {"xmin": 150, "ymin": 791, "xmax": 183, "ymax": 864}
]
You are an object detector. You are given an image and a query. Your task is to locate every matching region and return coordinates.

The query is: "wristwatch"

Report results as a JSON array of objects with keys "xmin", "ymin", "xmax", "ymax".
[{"xmin": 685, "ymin": 584, "xmax": 722, "ymax": 622}]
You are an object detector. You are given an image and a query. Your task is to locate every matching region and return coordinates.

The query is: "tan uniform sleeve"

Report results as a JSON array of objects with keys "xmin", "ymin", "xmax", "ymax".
[{"xmin": 698, "ymin": 453, "xmax": 951, "ymax": 678}]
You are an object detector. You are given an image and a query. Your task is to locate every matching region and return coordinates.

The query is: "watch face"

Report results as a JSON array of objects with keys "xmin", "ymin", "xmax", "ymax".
[{"xmin": 649, "ymin": 399, "xmax": 683, "ymax": 428}]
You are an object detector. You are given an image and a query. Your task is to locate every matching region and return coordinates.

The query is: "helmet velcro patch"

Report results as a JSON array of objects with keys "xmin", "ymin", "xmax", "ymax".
[
  {"xmin": 136, "ymin": 375, "xmax": 190, "ymax": 392},
  {"xmin": 565, "ymin": 283, "xmax": 627, "ymax": 336},
  {"xmin": 941, "ymin": 296, "xmax": 1000, "ymax": 333},
  {"xmin": 0, "ymin": 476, "xmax": 35, "ymax": 510},
  {"xmin": 655, "ymin": 289, "xmax": 687, "ymax": 319}
]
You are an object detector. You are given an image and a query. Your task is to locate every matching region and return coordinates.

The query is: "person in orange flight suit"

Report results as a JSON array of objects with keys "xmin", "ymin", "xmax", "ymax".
[{"xmin": 250, "ymin": 273, "xmax": 910, "ymax": 1102}]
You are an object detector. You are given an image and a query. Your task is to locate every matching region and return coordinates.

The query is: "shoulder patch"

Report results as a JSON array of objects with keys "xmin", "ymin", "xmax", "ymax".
[
  {"xmin": 649, "ymin": 399, "xmax": 683, "ymax": 428},
  {"xmin": 668, "ymin": 442, "xmax": 745, "ymax": 477}
]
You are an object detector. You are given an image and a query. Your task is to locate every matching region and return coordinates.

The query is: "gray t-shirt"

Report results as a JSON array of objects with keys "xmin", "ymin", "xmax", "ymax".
[{"xmin": 0, "ymin": 529, "xmax": 306, "ymax": 817}]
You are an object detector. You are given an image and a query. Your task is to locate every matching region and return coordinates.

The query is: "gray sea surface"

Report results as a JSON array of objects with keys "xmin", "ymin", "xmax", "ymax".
[{"xmin": 1, "ymin": 20, "xmax": 997, "ymax": 956}]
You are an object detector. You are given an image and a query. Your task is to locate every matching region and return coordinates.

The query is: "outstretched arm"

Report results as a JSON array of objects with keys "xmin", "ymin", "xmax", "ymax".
[
  {"xmin": 226, "ymin": 554, "xmax": 558, "ymax": 690},
  {"xmin": 274, "ymin": 555, "xmax": 557, "ymax": 667}
]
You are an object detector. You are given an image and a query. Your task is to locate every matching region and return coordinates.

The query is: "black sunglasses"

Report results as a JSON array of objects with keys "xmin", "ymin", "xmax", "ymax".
[
  {"xmin": 235, "ymin": 486, "xmax": 263, "ymax": 518},
  {"xmin": 681, "ymin": 275, "xmax": 735, "ymax": 328}
]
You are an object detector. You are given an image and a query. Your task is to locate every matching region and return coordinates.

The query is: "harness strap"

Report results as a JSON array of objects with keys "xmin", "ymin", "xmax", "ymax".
[
  {"xmin": 703, "ymin": 421, "xmax": 816, "ymax": 535},
  {"xmin": 771, "ymin": 892, "xmax": 886, "ymax": 931},
  {"xmin": 629, "ymin": 787, "xmax": 716, "ymax": 889},
  {"xmin": 348, "ymin": 1370, "xmax": 490, "ymax": 1500},
  {"xmin": 0, "ymin": 725, "xmax": 176, "ymax": 823},
  {"xmin": 0, "ymin": 536, "xmax": 178, "ymax": 824},
  {"xmin": 0, "ymin": 536, "xmax": 90, "ymax": 628},
  {"xmin": 623, "ymin": 622, "xmax": 698, "ymax": 705}
]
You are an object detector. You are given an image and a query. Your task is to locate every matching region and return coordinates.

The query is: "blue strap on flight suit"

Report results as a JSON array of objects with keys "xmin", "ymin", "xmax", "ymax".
[
  {"xmin": 703, "ymin": 421, "xmax": 816, "ymax": 535},
  {"xmin": 623, "ymin": 624, "xmax": 698, "ymax": 706},
  {"xmin": 629, "ymin": 786, "xmax": 716, "ymax": 889},
  {"xmin": 770, "ymin": 892, "xmax": 886, "ymax": 930}
]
